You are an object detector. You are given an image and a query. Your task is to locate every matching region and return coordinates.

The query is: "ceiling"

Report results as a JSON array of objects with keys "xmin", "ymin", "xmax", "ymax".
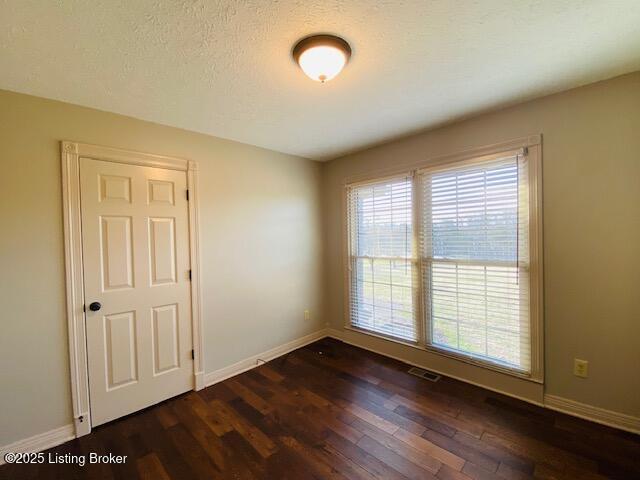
[{"xmin": 1, "ymin": 1, "xmax": 639, "ymax": 160}]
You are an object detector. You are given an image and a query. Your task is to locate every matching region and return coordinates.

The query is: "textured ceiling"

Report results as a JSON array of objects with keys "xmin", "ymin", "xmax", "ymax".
[{"xmin": 1, "ymin": 1, "xmax": 639, "ymax": 160}]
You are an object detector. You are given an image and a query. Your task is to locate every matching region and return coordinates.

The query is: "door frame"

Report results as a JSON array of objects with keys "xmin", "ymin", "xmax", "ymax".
[{"xmin": 61, "ymin": 141, "xmax": 205, "ymax": 437}]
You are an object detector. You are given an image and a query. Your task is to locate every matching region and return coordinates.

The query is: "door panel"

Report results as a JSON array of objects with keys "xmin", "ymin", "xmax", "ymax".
[
  {"xmin": 104, "ymin": 311, "xmax": 138, "ymax": 389},
  {"xmin": 100, "ymin": 216, "xmax": 134, "ymax": 290},
  {"xmin": 152, "ymin": 304, "xmax": 180, "ymax": 375},
  {"xmin": 81, "ymin": 158, "xmax": 193, "ymax": 426},
  {"xmin": 100, "ymin": 175, "xmax": 131, "ymax": 203},
  {"xmin": 148, "ymin": 179, "xmax": 175, "ymax": 205},
  {"xmin": 148, "ymin": 217, "xmax": 177, "ymax": 285}
]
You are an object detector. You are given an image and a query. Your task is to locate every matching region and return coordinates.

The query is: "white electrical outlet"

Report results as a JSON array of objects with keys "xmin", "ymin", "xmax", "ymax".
[
  {"xmin": 304, "ymin": 310, "xmax": 310, "ymax": 321},
  {"xmin": 574, "ymin": 358, "xmax": 588, "ymax": 378}
]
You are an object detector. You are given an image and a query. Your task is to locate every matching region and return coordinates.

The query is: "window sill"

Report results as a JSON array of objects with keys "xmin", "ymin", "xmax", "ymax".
[{"xmin": 344, "ymin": 325, "xmax": 423, "ymax": 350}]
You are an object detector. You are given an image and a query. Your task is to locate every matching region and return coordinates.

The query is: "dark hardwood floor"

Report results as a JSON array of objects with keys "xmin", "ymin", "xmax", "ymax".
[{"xmin": 2, "ymin": 338, "xmax": 639, "ymax": 480}]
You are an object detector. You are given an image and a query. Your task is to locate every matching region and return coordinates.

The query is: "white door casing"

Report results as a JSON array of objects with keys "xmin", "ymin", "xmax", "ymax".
[{"xmin": 61, "ymin": 142, "xmax": 204, "ymax": 436}]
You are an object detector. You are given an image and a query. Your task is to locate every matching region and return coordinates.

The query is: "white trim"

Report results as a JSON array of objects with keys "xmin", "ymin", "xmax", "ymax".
[
  {"xmin": 0, "ymin": 424, "xmax": 75, "ymax": 464},
  {"xmin": 327, "ymin": 328, "xmax": 544, "ymax": 407},
  {"xmin": 204, "ymin": 329, "xmax": 329, "ymax": 386},
  {"xmin": 415, "ymin": 148, "xmax": 524, "ymax": 175},
  {"xmin": 528, "ymin": 143, "xmax": 544, "ymax": 383},
  {"xmin": 60, "ymin": 141, "xmax": 204, "ymax": 437},
  {"xmin": 64, "ymin": 142, "xmax": 189, "ymax": 171},
  {"xmin": 186, "ymin": 161, "xmax": 205, "ymax": 390},
  {"xmin": 544, "ymin": 394, "xmax": 640, "ymax": 435},
  {"xmin": 344, "ymin": 135, "xmax": 540, "ymax": 186},
  {"xmin": 61, "ymin": 142, "xmax": 91, "ymax": 437},
  {"xmin": 345, "ymin": 171, "xmax": 414, "ymax": 188}
]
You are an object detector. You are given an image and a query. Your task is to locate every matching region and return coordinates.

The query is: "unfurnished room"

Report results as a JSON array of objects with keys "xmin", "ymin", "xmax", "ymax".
[{"xmin": 0, "ymin": 1, "xmax": 639, "ymax": 479}]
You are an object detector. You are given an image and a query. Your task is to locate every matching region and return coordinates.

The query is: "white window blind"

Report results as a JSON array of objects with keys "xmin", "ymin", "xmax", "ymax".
[
  {"xmin": 347, "ymin": 175, "xmax": 418, "ymax": 342},
  {"xmin": 418, "ymin": 154, "xmax": 531, "ymax": 373}
]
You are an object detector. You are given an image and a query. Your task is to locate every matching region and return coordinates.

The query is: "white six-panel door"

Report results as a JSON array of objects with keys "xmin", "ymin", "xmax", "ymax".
[{"xmin": 80, "ymin": 158, "xmax": 193, "ymax": 426}]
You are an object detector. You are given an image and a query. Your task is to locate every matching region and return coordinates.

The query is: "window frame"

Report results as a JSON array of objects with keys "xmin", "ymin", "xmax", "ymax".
[{"xmin": 342, "ymin": 136, "xmax": 543, "ymax": 383}]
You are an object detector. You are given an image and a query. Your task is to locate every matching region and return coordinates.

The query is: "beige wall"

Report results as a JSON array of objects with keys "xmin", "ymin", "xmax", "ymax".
[
  {"xmin": 0, "ymin": 90, "xmax": 324, "ymax": 446},
  {"xmin": 323, "ymin": 72, "xmax": 640, "ymax": 417},
  {"xmin": 1, "ymin": 71, "xmax": 638, "ymax": 448}
]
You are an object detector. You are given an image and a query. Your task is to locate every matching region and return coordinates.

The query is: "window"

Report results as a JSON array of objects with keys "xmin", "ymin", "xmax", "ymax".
[
  {"xmin": 419, "ymin": 156, "xmax": 531, "ymax": 373},
  {"xmin": 345, "ymin": 146, "xmax": 541, "ymax": 378},
  {"xmin": 346, "ymin": 175, "xmax": 418, "ymax": 342}
]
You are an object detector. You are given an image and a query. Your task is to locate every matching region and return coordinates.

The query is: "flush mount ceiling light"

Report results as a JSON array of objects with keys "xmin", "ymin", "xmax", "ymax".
[{"xmin": 292, "ymin": 34, "xmax": 352, "ymax": 83}]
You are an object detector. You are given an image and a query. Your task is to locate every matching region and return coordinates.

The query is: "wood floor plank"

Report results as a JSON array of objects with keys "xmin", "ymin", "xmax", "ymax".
[
  {"xmin": 97, "ymin": 422, "xmax": 141, "ymax": 480},
  {"xmin": 460, "ymin": 461, "xmax": 501, "ymax": 480},
  {"xmin": 168, "ymin": 396, "xmax": 229, "ymax": 472},
  {"xmin": 285, "ymin": 392, "xmax": 364, "ymax": 444},
  {"xmin": 132, "ymin": 409, "xmax": 201, "ymax": 480},
  {"xmin": 351, "ymin": 418, "xmax": 443, "ymax": 474},
  {"xmin": 374, "ymin": 373, "xmax": 461, "ymax": 414},
  {"xmin": 394, "ymin": 404, "xmax": 458, "ymax": 437},
  {"xmin": 200, "ymin": 398, "xmax": 233, "ymax": 437},
  {"xmin": 254, "ymin": 364, "xmax": 284, "ymax": 383},
  {"xmin": 394, "ymin": 428, "xmax": 466, "ymax": 471},
  {"xmin": 342, "ymin": 401, "xmax": 402, "ymax": 434},
  {"xmin": 391, "ymin": 393, "xmax": 483, "ymax": 438},
  {"xmin": 76, "ymin": 425, "xmax": 116, "ymax": 480},
  {"xmin": 299, "ymin": 343, "xmax": 385, "ymax": 386},
  {"xmin": 2, "ymin": 338, "xmax": 638, "ymax": 480},
  {"xmin": 166, "ymin": 423, "xmax": 223, "ymax": 480},
  {"xmin": 356, "ymin": 434, "xmax": 439, "ymax": 480},
  {"xmin": 452, "ymin": 430, "xmax": 533, "ymax": 474},
  {"xmin": 136, "ymin": 453, "xmax": 171, "ymax": 480},
  {"xmin": 285, "ymin": 350, "xmax": 395, "ymax": 409},
  {"xmin": 279, "ymin": 436, "xmax": 349, "ymax": 480},
  {"xmin": 184, "ymin": 394, "xmax": 234, "ymax": 436},
  {"xmin": 321, "ymin": 440, "xmax": 382, "ymax": 480},
  {"xmin": 208, "ymin": 399, "xmax": 277, "ymax": 459},
  {"xmin": 533, "ymin": 463, "xmax": 609, "ymax": 480},
  {"xmin": 324, "ymin": 431, "xmax": 410, "ymax": 480},
  {"xmin": 263, "ymin": 447, "xmax": 316, "ymax": 480},
  {"xmin": 155, "ymin": 403, "xmax": 179, "ymax": 430},
  {"xmin": 495, "ymin": 462, "xmax": 534, "ymax": 480},
  {"xmin": 480, "ymin": 428, "xmax": 598, "ymax": 474},
  {"xmin": 437, "ymin": 464, "xmax": 474, "ymax": 480},
  {"xmin": 219, "ymin": 430, "xmax": 268, "ymax": 479},
  {"xmin": 348, "ymin": 395, "xmax": 428, "ymax": 435},
  {"xmin": 479, "ymin": 430, "xmax": 565, "ymax": 471},
  {"xmin": 380, "ymin": 381, "xmax": 461, "ymax": 419},
  {"xmin": 226, "ymin": 379, "xmax": 274, "ymax": 415},
  {"xmin": 421, "ymin": 428, "xmax": 498, "ymax": 472}
]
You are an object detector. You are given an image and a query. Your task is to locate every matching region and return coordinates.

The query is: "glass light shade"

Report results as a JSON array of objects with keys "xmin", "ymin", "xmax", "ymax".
[{"xmin": 298, "ymin": 45, "xmax": 348, "ymax": 82}]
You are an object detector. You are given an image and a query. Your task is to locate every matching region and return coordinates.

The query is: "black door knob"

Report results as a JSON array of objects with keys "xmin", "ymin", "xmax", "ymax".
[{"xmin": 89, "ymin": 302, "xmax": 101, "ymax": 312}]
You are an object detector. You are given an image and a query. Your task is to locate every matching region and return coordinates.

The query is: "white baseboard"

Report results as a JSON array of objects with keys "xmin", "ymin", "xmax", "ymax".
[
  {"xmin": 0, "ymin": 424, "xmax": 75, "ymax": 465},
  {"xmin": 204, "ymin": 329, "xmax": 329, "ymax": 387},
  {"xmin": 194, "ymin": 371, "xmax": 205, "ymax": 391},
  {"xmin": 544, "ymin": 394, "xmax": 640, "ymax": 435}
]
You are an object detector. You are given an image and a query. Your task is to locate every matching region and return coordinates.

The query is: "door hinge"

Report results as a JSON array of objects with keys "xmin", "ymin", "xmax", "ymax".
[
  {"xmin": 188, "ymin": 269, "xmax": 192, "ymax": 280},
  {"xmin": 186, "ymin": 189, "xmax": 190, "ymax": 201},
  {"xmin": 83, "ymin": 304, "xmax": 86, "ymax": 312},
  {"xmin": 191, "ymin": 349, "xmax": 195, "ymax": 360}
]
